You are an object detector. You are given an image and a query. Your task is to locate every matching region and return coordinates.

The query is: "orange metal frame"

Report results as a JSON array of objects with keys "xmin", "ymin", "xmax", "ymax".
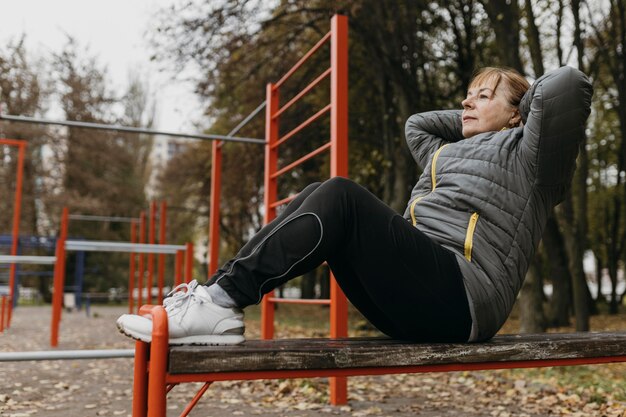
[
  {"xmin": 0, "ymin": 138, "xmax": 26, "ymax": 329},
  {"xmin": 132, "ymin": 305, "xmax": 626, "ymax": 417},
  {"xmin": 261, "ymin": 14, "xmax": 349, "ymax": 404},
  {"xmin": 199, "ymin": 13, "xmax": 350, "ymax": 407}
]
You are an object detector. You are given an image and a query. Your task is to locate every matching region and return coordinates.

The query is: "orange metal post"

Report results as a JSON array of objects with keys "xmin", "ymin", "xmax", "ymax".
[
  {"xmin": 174, "ymin": 250, "xmax": 183, "ymax": 287},
  {"xmin": 157, "ymin": 201, "xmax": 167, "ymax": 303},
  {"xmin": 138, "ymin": 212, "xmax": 146, "ymax": 308},
  {"xmin": 185, "ymin": 242, "xmax": 194, "ymax": 283},
  {"xmin": 147, "ymin": 202, "xmax": 156, "ymax": 304},
  {"xmin": 132, "ymin": 340, "xmax": 149, "ymax": 417},
  {"xmin": 208, "ymin": 140, "xmax": 222, "ymax": 277},
  {"xmin": 7, "ymin": 141, "xmax": 26, "ymax": 327},
  {"xmin": 261, "ymin": 83, "xmax": 279, "ymax": 340},
  {"xmin": 50, "ymin": 207, "xmax": 69, "ymax": 347},
  {"xmin": 129, "ymin": 221, "xmax": 137, "ymax": 314},
  {"xmin": 329, "ymin": 14, "xmax": 350, "ymax": 405},
  {"xmin": 139, "ymin": 305, "xmax": 168, "ymax": 417}
]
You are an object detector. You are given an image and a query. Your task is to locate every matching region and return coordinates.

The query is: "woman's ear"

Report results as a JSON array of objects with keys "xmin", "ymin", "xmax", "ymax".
[{"xmin": 509, "ymin": 110, "xmax": 522, "ymax": 127}]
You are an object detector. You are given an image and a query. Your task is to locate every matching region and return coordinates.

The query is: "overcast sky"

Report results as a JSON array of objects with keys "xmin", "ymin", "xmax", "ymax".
[{"xmin": 1, "ymin": 0, "xmax": 204, "ymax": 131}]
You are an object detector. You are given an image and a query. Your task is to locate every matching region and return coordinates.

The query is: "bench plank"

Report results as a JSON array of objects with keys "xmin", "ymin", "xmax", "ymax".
[{"xmin": 169, "ymin": 332, "xmax": 626, "ymax": 374}]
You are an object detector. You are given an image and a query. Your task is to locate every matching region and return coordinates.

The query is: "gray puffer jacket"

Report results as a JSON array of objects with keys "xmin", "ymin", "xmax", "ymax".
[{"xmin": 403, "ymin": 66, "xmax": 592, "ymax": 341}]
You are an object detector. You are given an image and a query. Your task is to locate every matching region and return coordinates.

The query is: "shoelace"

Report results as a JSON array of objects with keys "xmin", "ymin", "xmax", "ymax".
[{"xmin": 163, "ymin": 280, "xmax": 212, "ymax": 323}]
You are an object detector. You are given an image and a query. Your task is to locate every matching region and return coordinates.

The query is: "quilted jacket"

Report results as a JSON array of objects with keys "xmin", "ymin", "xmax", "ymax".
[{"xmin": 403, "ymin": 66, "xmax": 593, "ymax": 341}]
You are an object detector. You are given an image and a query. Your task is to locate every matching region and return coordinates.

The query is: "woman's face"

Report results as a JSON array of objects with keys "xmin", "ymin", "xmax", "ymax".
[{"xmin": 461, "ymin": 83, "xmax": 519, "ymax": 138}]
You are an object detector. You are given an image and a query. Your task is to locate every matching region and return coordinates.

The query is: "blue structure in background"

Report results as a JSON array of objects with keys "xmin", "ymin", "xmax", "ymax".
[{"xmin": 0, "ymin": 235, "xmax": 86, "ymax": 308}]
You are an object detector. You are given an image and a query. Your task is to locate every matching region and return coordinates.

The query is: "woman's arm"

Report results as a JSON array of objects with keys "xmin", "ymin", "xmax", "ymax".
[
  {"xmin": 519, "ymin": 66, "xmax": 593, "ymax": 186},
  {"xmin": 405, "ymin": 110, "xmax": 464, "ymax": 171}
]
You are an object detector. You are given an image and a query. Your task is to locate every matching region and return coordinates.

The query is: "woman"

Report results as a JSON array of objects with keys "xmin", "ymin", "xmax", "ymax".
[{"xmin": 117, "ymin": 66, "xmax": 592, "ymax": 345}]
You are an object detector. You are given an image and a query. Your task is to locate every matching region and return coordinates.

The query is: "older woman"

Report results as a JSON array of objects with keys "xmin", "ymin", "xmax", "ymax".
[{"xmin": 117, "ymin": 66, "xmax": 592, "ymax": 345}]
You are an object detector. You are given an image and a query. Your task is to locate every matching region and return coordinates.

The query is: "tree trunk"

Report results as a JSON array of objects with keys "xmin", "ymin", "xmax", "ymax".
[
  {"xmin": 301, "ymin": 270, "xmax": 316, "ymax": 299},
  {"xmin": 542, "ymin": 213, "xmax": 571, "ymax": 327},
  {"xmin": 594, "ymin": 252, "xmax": 604, "ymax": 304},
  {"xmin": 319, "ymin": 266, "xmax": 330, "ymax": 300},
  {"xmin": 559, "ymin": 196, "xmax": 590, "ymax": 331},
  {"xmin": 478, "ymin": 0, "xmax": 524, "ymax": 72},
  {"xmin": 608, "ymin": 253, "xmax": 619, "ymax": 314},
  {"xmin": 523, "ymin": 0, "xmax": 545, "ymax": 78},
  {"xmin": 519, "ymin": 255, "xmax": 546, "ymax": 333}
]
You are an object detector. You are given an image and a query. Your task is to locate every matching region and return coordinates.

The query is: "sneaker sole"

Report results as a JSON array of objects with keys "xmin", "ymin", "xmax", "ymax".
[{"xmin": 117, "ymin": 322, "xmax": 245, "ymax": 346}]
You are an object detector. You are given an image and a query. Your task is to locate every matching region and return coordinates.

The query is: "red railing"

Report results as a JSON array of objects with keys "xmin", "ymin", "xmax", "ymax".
[{"xmin": 0, "ymin": 138, "xmax": 26, "ymax": 330}]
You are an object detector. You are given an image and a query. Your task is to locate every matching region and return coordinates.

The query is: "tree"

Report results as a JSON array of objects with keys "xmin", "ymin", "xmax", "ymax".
[{"xmin": 46, "ymin": 38, "xmax": 151, "ymax": 291}]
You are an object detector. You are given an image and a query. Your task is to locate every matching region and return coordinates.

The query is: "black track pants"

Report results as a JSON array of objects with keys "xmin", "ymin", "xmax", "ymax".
[{"xmin": 208, "ymin": 177, "xmax": 472, "ymax": 342}]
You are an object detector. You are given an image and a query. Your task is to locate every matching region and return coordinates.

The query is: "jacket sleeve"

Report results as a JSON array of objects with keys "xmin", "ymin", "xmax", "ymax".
[
  {"xmin": 519, "ymin": 66, "xmax": 593, "ymax": 186},
  {"xmin": 405, "ymin": 110, "xmax": 464, "ymax": 171}
]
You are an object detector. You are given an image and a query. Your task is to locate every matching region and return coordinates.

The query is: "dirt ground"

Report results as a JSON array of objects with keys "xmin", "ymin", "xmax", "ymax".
[{"xmin": 2, "ymin": 305, "xmax": 626, "ymax": 417}]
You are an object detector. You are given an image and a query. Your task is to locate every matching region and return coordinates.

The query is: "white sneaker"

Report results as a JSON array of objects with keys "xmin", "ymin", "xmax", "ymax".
[{"xmin": 116, "ymin": 280, "xmax": 245, "ymax": 345}]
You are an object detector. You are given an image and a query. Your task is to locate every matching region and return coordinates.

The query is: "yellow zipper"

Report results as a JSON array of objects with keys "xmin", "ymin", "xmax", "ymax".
[
  {"xmin": 410, "ymin": 144, "xmax": 448, "ymax": 226},
  {"xmin": 431, "ymin": 144, "xmax": 448, "ymax": 190},
  {"xmin": 409, "ymin": 196, "xmax": 423, "ymax": 226},
  {"xmin": 464, "ymin": 212, "xmax": 480, "ymax": 261}
]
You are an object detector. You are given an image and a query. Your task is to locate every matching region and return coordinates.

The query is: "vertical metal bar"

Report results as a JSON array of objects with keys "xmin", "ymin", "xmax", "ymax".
[
  {"xmin": 8, "ymin": 142, "xmax": 26, "ymax": 325},
  {"xmin": 147, "ymin": 202, "xmax": 156, "ymax": 304},
  {"xmin": 129, "ymin": 221, "xmax": 137, "ymax": 314},
  {"xmin": 138, "ymin": 212, "xmax": 146, "ymax": 308},
  {"xmin": 261, "ymin": 83, "xmax": 279, "ymax": 340},
  {"xmin": 208, "ymin": 140, "xmax": 222, "ymax": 277},
  {"xmin": 132, "ymin": 341, "xmax": 149, "ymax": 417},
  {"xmin": 157, "ymin": 201, "xmax": 167, "ymax": 304},
  {"xmin": 174, "ymin": 250, "xmax": 183, "ymax": 287},
  {"xmin": 50, "ymin": 207, "xmax": 69, "ymax": 347},
  {"xmin": 146, "ymin": 306, "xmax": 168, "ymax": 417},
  {"xmin": 329, "ymin": 14, "xmax": 349, "ymax": 405},
  {"xmin": 185, "ymin": 242, "xmax": 194, "ymax": 283},
  {"xmin": 74, "ymin": 250, "xmax": 85, "ymax": 309}
]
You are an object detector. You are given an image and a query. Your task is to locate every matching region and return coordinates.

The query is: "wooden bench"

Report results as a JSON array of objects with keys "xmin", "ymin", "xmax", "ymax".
[{"xmin": 132, "ymin": 305, "xmax": 626, "ymax": 417}]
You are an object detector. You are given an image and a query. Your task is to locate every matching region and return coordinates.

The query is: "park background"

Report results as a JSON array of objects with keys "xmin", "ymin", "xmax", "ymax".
[{"xmin": 1, "ymin": 1, "xmax": 626, "ymax": 415}]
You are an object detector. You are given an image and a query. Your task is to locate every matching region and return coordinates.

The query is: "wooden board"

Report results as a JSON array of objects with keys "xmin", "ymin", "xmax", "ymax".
[{"xmin": 168, "ymin": 332, "xmax": 626, "ymax": 374}]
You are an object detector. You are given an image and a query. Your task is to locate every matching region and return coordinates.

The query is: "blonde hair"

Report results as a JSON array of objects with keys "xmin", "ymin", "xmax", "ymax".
[{"xmin": 469, "ymin": 67, "xmax": 530, "ymax": 108}]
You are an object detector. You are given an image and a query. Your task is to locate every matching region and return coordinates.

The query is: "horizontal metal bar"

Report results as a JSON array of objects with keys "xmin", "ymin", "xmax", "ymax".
[
  {"xmin": 0, "ymin": 138, "xmax": 27, "ymax": 147},
  {"xmin": 274, "ymin": 31, "xmax": 331, "ymax": 89},
  {"xmin": 0, "ymin": 255, "xmax": 56, "ymax": 265},
  {"xmin": 269, "ymin": 194, "xmax": 299, "ymax": 209},
  {"xmin": 273, "ymin": 68, "xmax": 331, "ymax": 120},
  {"xmin": 69, "ymin": 214, "xmax": 139, "ymax": 223},
  {"xmin": 0, "ymin": 114, "xmax": 265, "ymax": 145},
  {"xmin": 65, "ymin": 240, "xmax": 185, "ymax": 254},
  {"xmin": 272, "ymin": 104, "xmax": 331, "ymax": 149},
  {"xmin": 267, "ymin": 297, "xmax": 331, "ymax": 305},
  {"xmin": 0, "ymin": 349, "xmax": 135, "ymax": 362},
  {"xmin": 271, "ymin": 142, "xmax": 332, "ymax": 179}
]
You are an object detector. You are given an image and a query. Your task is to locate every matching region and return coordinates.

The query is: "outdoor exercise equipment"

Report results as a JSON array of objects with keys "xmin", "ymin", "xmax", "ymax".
[
  {"xmin": 0, "ymin": 349, "xmax": 134, "ymax": 361},
  {"xmin": 131, "ymin": 16, "xmax": 350, "ymax": 414},
  {"xmin": 260, "ymin": 13, "xmax": 349, "ymax": 404},
  {"xmin": 50, "ymin": 206, "xmax": 194, "ymax": 347},
  {"xmin": 0, "ymin": 113, "xmax": 264, "ymax": 145},
  {"xmin": 0, "ymin": 138, "xmax": 26, "ymax": 328}
]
